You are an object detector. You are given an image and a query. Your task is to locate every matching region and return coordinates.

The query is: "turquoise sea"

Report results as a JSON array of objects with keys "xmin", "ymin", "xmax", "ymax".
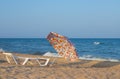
[{"xmin": 0, "ymin": 38, "xmax": 120, "ymax": 61}]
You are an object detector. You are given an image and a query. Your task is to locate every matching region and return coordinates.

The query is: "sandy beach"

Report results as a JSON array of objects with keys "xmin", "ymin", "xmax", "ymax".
[{"xmin": 0, "ymin": 52, "xmax": 120, "ymax": 79}]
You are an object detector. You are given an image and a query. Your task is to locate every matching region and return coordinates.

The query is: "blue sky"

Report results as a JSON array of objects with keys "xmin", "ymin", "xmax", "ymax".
[{"xmin": 0, "ymin": 0, "xmax": 120, "ymax": 38}]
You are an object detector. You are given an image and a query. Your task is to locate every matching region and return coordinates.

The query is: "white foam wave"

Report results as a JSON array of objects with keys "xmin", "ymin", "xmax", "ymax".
[
  {"xmin": 43, "ymin": 52, "xmax": 119, "ymax": 62},
  {"xmin": 0, "ymin": 48, "xmax": 5, "ymax": 53},
  {"xmin": 43, "ymin": 52, "xmax": 62, "ymax": 57},
  {"xmin": 93, "ymin": 42, "xmax": 101, "ymax": 45},
  {"xmin": 79, "ymin": 55, "xmax": 119, "ymax": 62}
]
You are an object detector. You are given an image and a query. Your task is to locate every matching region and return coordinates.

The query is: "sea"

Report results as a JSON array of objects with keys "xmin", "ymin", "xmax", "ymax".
[{"xmin": 0, "ymin": 38, "xmax": 120, "ymax": 62}]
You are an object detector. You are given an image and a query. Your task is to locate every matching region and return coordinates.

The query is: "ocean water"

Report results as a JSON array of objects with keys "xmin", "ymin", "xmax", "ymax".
[{"xmin": 0, "ymin": 38, "xmax": 120, "ymax": 62}]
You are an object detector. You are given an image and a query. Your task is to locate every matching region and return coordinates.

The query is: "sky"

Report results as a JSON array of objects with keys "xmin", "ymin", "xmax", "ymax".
[{"xmin": 0, "ymin": 0, "xmax": 120, "ymax": 38}]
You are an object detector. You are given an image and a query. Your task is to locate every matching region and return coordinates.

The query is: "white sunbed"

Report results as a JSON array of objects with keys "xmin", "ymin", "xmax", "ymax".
[{"xmin": 3, "ymin": 52, "xmax": 50, "ymax": 66}]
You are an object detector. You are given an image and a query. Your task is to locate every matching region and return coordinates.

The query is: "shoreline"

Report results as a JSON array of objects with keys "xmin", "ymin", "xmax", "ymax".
[{"xmin": 0, "ymin": 52, "xmax": 120, "ymax": 79}]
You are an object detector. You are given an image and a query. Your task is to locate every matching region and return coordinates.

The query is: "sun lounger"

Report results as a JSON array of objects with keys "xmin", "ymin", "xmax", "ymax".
[{"xmin": 3, "ymin": 52, "xmax": 50, "ymax": 66}]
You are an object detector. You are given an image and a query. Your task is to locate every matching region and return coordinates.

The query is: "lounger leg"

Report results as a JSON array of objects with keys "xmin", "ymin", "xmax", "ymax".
[
  {"xmin": 22, "ymin": 58, "xmax": 29, "ymax": 65},
  {"xmin": 50, "ymin": 58, "xmax": 56, "ymax": 66},
  {"xmin": 36, "ymin": 58, "xmax": 50, "ymax": 66},
  {"xmin": 6, "ymin": 56, "xmax": 11, "ymax": 64},
  {"xmin": 36, "ymin": 59, "xmax": 41, "ymax": 66},
  {"xmin": 12, "ymin": 56, "xmax": 18, "ymax": 64},
  {"xmin": 44, "ymin": 59, "xmax": 50, "ymax": 66}
]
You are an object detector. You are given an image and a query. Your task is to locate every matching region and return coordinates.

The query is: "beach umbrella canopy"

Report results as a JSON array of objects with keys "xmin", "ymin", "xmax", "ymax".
[{"xmin": 47, "ymin": 32, "xmax": 78, "ymax": 62}]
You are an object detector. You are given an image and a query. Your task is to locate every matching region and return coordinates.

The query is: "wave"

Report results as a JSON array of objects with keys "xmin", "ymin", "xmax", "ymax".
[
  {"xmin": 0, "ymin": 48, "xmax": 5, "ymax": 53},
  {"xmin": 93, "ymin": 42, "xmax": 101, "ymax": 45},
  {"xmin": 43, "ymin": 52, "xmax": 62, "ymax": 57},
  {"xmin": 33, "ymin": 52, "xmax": 46, "ymax": 55},
  {"xmin": 43, "ymin": 52, "xmax": 119, "ymax": 62},
  {"xmin": 79, "ymin": 55, "xmax": 119, "ymax": 62}
]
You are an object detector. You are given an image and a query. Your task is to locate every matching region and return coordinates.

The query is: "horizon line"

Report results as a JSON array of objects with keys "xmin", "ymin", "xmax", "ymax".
[{"xmin": 0, "ymin": 37, "xmax": 120, "ymax": 39}]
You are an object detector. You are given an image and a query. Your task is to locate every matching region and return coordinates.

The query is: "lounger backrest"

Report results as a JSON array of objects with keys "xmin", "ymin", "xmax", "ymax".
[{"xmin": 3, "ymin": 52, "xmax": 18, "ymax": 64}]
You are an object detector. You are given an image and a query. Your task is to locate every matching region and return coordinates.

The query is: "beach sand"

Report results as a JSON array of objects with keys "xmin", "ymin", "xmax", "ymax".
[{"xmin": 0, "ymin": 52, "xmax": 120, "ymax": 79}]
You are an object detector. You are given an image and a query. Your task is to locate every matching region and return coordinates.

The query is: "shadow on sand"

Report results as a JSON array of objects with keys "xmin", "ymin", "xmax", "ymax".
[
  {"xmin": 0, "ymin": 60, "xmax": 6, "ymax": 63},
  {"xmin": 60, "ymin": 60, "xmax": 91, "ymax": 67},
  {"xmin": 60, "ymin": 60, "xmax": 120, "ymax": 68},
  {"xmin": 91, "ymin": 61, "xmax": 120, "ymax": 68}
]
